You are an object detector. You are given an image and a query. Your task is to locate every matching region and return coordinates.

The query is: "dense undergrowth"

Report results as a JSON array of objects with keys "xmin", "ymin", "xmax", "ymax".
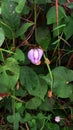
[{"xmin": 0, "ymin": 0, "xmax": 73, "ymax": 130}]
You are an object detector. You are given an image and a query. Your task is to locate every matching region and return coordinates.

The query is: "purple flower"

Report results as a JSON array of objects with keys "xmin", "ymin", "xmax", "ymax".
[
  {"xmin": 55, "ymin": 116, "xmax": 61, "ymax": 123},
  {"xmin": 28, "ymin": 48, "xmax": 43, "ymax": 65}
]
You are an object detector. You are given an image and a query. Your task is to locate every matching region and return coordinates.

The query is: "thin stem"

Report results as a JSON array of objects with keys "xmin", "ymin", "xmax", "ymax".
[
  {"xmin": 0, "ymin": 20, "xmax": 15, "ymax": 47},
  {"xmin": 34, "ymin": 0, "xmax": 36, "ymax": 25},
  {"xmin": 0, "ymin": 48, "xmax": 14, "ymax": 54},
  {"xmin": 11, "ymin": 95, "xmax": 25, "ymax": 103},
  {"xmin": 0, "ymin": 50, "xmax": 4, "ymax": 62},
  {"xmin": 34, "ymin": 0, "xmax": 37, "ymax": 41},
  {"xmin": 56, "ymin": 0, "xmax": 61, "ymax": 65},
  {"xmin": 43, "ymin": 54, "xmax": 53, "ymax": 90},
  {"xmin": 12, "ymin": 90, "xmax": 16, "ymax": 130}
]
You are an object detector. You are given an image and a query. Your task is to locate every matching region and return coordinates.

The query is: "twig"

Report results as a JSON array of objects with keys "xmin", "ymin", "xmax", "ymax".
[{"xmin": 25, "ymin": 123, "xmax": 30, "ymax": 130}]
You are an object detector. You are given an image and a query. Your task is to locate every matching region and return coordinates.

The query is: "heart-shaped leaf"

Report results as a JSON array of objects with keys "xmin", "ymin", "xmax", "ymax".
[
  {"xmin": 20, "ymin": 66, "xmax": 48, "ymax": 100},
  {"xmin": 0, "ymin": 58, "xmax": 20, "ymax": 92},
  {"xmin": 42, "ymin": 66, "xmax": 73, "ymax": 98},
  {"xmin": 26, "ymin": 97, "xmax": 42, "ymax": 109}
]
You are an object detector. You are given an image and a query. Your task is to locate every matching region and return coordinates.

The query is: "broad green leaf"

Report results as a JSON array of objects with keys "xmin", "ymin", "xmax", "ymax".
[
  {"xmin": 34, "ymin": 0, "xmax": 51, "ymax": 4},
  {"xmin": 15, "ymin": 0, "xmax": 26, "ymax": 13},
  {"xmin": 16, "ymin": 22, "xmax": 34, "ymax": 37},
  {"xmin": 46, "ymin": 6, "xmax": 67, "ymax": 25},
  {"xmin": 20, "ymin": 66, "xmax": 48, "ymax": 100},
  {"xmin": 1, "ymin": 0, "xmax": 20, "ymax": 30},
  {"xmin": 0, "ymin": 27, "xmax": 5, "ymax": 47},
  {"xmin": 47, "ymin": 123, "xmax": 60, "ymax": 130},
  {"xmin": 43, "ymin": 66, "xmax": 73, "ymax": 98},
  {"xmin": 36, "ymin": 27, "xmax": 51, "ymax": 50},
  {"xmin": 39, "ymin": 97, "xmax": 55, "ymax": 111},
  {"xmin": 0, "ymin": 58, "xmax": 20, "ymax": 92},
  {"xmin": 63, "ymin": 17, "xmax": 73, "ymax": 39},
  {"xmin": 0, "ymin": 19, "xmax": 14, "ymax": 39},
  {"xmin": 69, "ymin": 85, "xmax": 73, "ymax": 101},
  {"xmin": 13, "ymin": 48, "xmax": 25, "ymax": 62},
  {"xmin": 58, "ymin": 0, "xmax": 66, "ymax": 4},
  {"xmin": 26, "ymin": 97, "xmax": 42, "ymax": 109},
  {"xmin": 22, "ymin": 4, "xmax": 31, "ymax": 15},
  {"xmin": 16, "ymin": 87, "xmax": 27, "ymax": 97}
]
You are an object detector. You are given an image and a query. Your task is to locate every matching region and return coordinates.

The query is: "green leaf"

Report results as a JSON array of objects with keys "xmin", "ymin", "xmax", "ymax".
[
  {"xmin": 47, "ymin": 123, "xmax": 60, "ymax": 130},
  {"xmin": 39, "ymin": 97, "xmax": 55, "ymax": 111},
  {"xmin": 0, "ymin": 27, "xmax": 5, "ymax": 47},
  {"xmin": 0, "ymin": 58, "xmax": 20, "ymax": 92},
  {"xmin": 34, "ymin": 0, "xmax": 51, "ymax": 4},
  {"xmin": 58, "ymin": 0, "xmax": 66, "ymax": 4},
  {"xmin": 15, "ymin": 0, "xmax": 26, "ymax": 13},
  {"xmin": 15, "ymin": 102, "xmax": 22, "ymax": 110},
  {"xmin": 20, "ymin": 66, "xmax": 48, "ymax": 100},
  {"xmin": 63, "ymin": 17, "xmax": 73, "ymax": 39},
  {"xmin": 28, "ymin": 119, "xmax": 37, "ymax": 130},
  {"xmin": 26, "ymin": 97, "xmax": 42, "ymax": 109},
  {"xmin": 7, "ymin": 113, "xmax": 21, "ymax": 130},
  {"xmin": 22, "ymin": 4, "xmax": 31, "ymax": 15},
  {"xmin": 16, "ymin": 87, "xmax": 27, "ymax": 97},
  {"xmin": 46, "ymin": 6, "xmax": 67, "ymax": 25},
  {"xmin": 23, "ymin": 112, "xmax": 32, "ymax": 122},
  {"xmin": 36, "ymin": 27, "xmax": 51, "ymax": 50},
  {"xmin": 13, "ymin": 48, "xmax": 25, "ymax": 62},
  {"xmin": 1, "ymin": 0, "xmax": 20, "ymax": 30},
  {"xmin": 0, "ymin": 19, "xmax": 14, "ymax": 39},
  {"xmin": 16, "ymin": 22, "xmax": 34, "ymax": 37},
  {"xmin": 43, "ymin": 66, "xmax": 73, "ymax": 98}
]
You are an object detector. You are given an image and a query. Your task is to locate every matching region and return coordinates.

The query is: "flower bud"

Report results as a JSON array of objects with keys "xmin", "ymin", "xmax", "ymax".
[{"xmin": 28, "ymin": 48, "xmax": 43, "ymax": 65}]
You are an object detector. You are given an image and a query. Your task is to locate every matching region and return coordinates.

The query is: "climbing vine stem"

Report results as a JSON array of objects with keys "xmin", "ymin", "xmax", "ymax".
[{"xmin": 43, "ymin": 54, "xmax": 53, "ymax": 90}]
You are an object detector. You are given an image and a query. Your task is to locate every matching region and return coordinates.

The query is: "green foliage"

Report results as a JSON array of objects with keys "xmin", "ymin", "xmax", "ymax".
[
  {"xmin": 15, "ymin": 0, "xmax": 26, "ymax": 14},
  {"xmin": 34, "ymin": 0, "xmax": 52, "ymax": 4},
  {"xmin": 12, "ymin": 48, "xmax": 25, "ymax": 62},
  {"xmin": 7, "ymin": 113, "xmax": 21, "ymax": 130},
  {"xmin": 20, "ymin": 66, "xmax": 48, "ymax": 100},
  {"xmin": 16, "ymin": 22, "xmax": 34, "ymax": 38},
  {"xmin": 0, "ymin": 0, "xmax": 73, "ymax": 129},
  {"xmin": 26, "ymin": 97, "xmax": 42, "ymax": 109},
  {"xmin": 1, "ymin": 0, "xmax": 20, "ymax": 30},
  {"xmin": 36, "ymin": 27, "xmax": 51, "ymax": 50},
  {"xmin": 0, "ymin": 58, "xmax": 20, "ymax": 92},
  {"xmin": 63, "ymin": 16, "xmax": 73, "ymax": 40},
  {"xmin": 46, "ymin": 6, "xmax": 67, "ymax": 25},
  {"xmin": 0, "ymin": 27, "xmax": 5, "ymax": 46},
  {"xmin": 42, "ymin": 66, "xmax": 73, "ymax": 98}
]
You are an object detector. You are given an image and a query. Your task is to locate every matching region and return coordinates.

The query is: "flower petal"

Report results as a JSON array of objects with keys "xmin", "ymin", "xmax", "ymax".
[{"xmin": 28, "ymin": 48, "xmax": 43, "ymax": 65}]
